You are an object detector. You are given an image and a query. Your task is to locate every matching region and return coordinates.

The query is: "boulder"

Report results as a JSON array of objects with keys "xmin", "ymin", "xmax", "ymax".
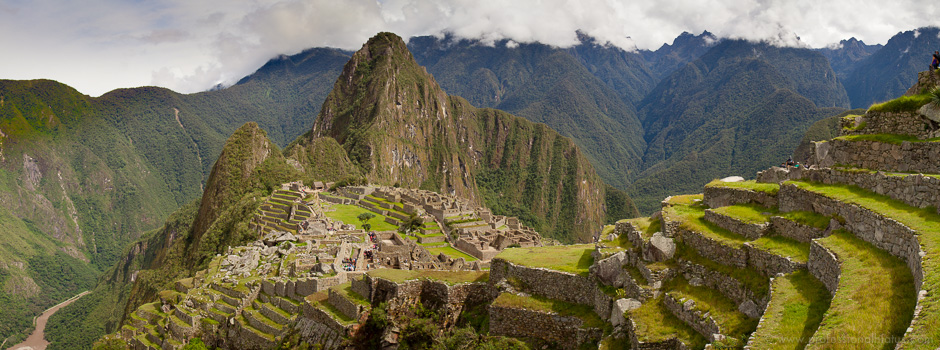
[
  {"xmin": 264, "ymin": 231, "xmax": 297, "ymax": 246},
  {"xmin": 646, "ymin": 232, "xmax": 676, "ymax": 261},
  {"xmin": 738, "ymin": 299, "xmax": 761, "ymax": 319},
  {"xmin": 592, "ymin": 251, "xmax": 627, "ymax": 287},
  {"xmin": 918, "ymin": 103, "xmax": 940, "ymax": 123},
  {"xmin": 610, "ymin": 298, "xmax": 642, "ymax": 327}
]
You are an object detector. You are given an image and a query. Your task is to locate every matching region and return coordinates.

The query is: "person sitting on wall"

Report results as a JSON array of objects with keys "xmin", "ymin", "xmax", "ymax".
[
  {"xmin": 932, "ymin": 51, "xmax": 940, "ymax": 71},
  {"xmin": 786, "ymin": 157, "xmax": 795, "ymax": 167}
]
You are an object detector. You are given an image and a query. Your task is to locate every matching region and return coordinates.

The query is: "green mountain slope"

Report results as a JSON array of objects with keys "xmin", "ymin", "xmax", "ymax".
[
  {"xmin": 843, "ymin": 26, "xmax": 940, "ymax": 108},
  {"xmin": 633, "ymin": 40, "xmax": 848, "ymax": 212},
  {"xmin": 815, "ymin": 38, "xmax": 882, "ymax": 81},
  {"xmin": 407, "ymin": 35, "xmax": 650, "ymax": 188},
  {"xmin": 307, "ymin": 32, "xmax": 635, "ymax": 242}
]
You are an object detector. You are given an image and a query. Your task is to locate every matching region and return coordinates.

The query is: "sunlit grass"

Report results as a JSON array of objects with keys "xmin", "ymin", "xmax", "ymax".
[
  {"xmin": 747, "ymin": 270, "xmax": 831, "ymax": 350},
  {"xmin": 495, "ymin": 244, "xmax": 595, "ymax": 276}
]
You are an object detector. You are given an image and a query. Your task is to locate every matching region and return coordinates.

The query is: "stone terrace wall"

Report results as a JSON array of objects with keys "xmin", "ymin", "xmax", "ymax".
[
  {"xmin": 780, "ymin": 184, "xmax": 924, "ymax": 292},
  {"xmin": 294, "ymin": 316, "xmax": 346, "ymax": 349},
  {"xmin": 841, "ymin": 111, "xmax": 940, "ymax": 140},
  {"xmin": 362, "ymin": 274, "xmax": 498, "ymax": 328},
  {"xmin": 704, "ymin": 209, "xmax": 769, "ymax": 240},
  {"xmin": 743, "ymin": 243, "xmax": 806, "ymax": 277},
  {"xmin": 676, "ymin": 260, "xmax": 768, "ymax": 310},
  {"xmin": 624, "ymin": 318, "xmax": 690, "ymax": 350},
  {"xmin": 780, "ymin": 167, "xmax": 940, "ymax": 215},
  {"xmin": 663, "ymin": 293, "xmax": 721, "ymax": 341},
  {"xmin": 676, "ymin": 227, "xmax": 748, "ymax": 269},
  {"xmin": 808, "ymin": 139, "xmax": 940, "ymax": 174},
  {"xmin": 807, "ymin": 241, "xmax": 840, "ymax": 295},
  {"xmin": 488, "ymin": 304, "xmax": 604, "ymax": 349},
  {"xmin": 490, "ymin": 259, "xmax": 612, "ymax": 319},
  {"xmin": 703, "ymin": 186, "xmax": 777, "ymax": 209},
  {"xmin": 769, "ymin": 216, "xmax": 827, "ymax": 243}
]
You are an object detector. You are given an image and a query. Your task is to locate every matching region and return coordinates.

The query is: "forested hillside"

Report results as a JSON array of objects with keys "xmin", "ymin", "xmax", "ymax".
[{"xmin": 843, "ymin": 27, "xmax": 940, "ymax": 108}]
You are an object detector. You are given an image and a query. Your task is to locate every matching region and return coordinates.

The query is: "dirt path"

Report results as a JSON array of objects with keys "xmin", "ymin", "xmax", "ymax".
[{"xmin": 7, "ymin": 291, "xmax": 90, "ymax": 350}]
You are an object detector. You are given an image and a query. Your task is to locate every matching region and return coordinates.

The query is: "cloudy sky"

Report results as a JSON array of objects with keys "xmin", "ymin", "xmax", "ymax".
[{"xmin": 1, "ymin": 0, "xmax": 936, "ymax": 96}]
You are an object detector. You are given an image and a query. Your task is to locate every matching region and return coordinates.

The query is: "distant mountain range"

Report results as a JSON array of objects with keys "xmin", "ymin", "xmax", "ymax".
[{"xmin": 1, "ymin": 26, "xmax": 939, "ymax": 348}]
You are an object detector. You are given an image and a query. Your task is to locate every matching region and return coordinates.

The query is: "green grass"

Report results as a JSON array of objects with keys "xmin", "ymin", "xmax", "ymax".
[
  {"xmin": 492, "ymin": 293, "xmax": 608, "ymax": 331},
  {"xmin": 809, "ymin": 230, "xmax": 915, "ymax": 349},
  {"xmin": 322, "ymin": 203, "xmax": 398, "ymax": 231},
  {"xmin": 330, "ymin": 283, "xmax": 370, "ymax": 307},
  {"xmin": 425, "ymin": 245, "xmax": 479, "ymax": 261},
  {"xmin": 867, "ymin": 94, "xmax": 932, "ymax": 113},
  {"xmin": 786, "ymin": 181, "xmax": 940, "ymax": 347},
  {"xmin": 366, "ymin": 268, "xmax": 489, "ymax": 285},
  {"xmin": 495, "ymin": 244, "xmax": 595, "ymax": 276},
  {"xmin": 778, "ymin": 210, "xmax": 831, "ymax": 230},
  {"xmin": 674, "ymin": 243, "xmax": 769, "ymax": 299},
  {"xmin": 623, "ymin": 264, "xmax": 648, "ymax": 286},
  {"xmin": 711, "ymin": 203, "xmax": 776, "ymax": 224},
  {"xmin": 749, "ymin": 235, "xmax": 810, "ymax": 263},
  {"xmin": 628, "ymin": 296, "xmax": 707, "ymax": 349},
  {"xmin": 624, "ymin": 216, "xmax": 662, "ymax": 241},
  {"xmin": 305, "ymin": 292, "xmax": 357, "ymax": 326},
  {"xmin": 705, "ymin": 180, "xmax": 780, "ymax": 195},
  {"xmin": 834, "ymin": 133, "xmax": 940, "ymax": 145},
  {"xmin": 746, "ymin": 270, "xmax": 831, "ymax": 350},
  {"xmin": 667, "ymin": 201, "xmax": 749, "ymax": 248},
  {"xmin": 666, "ymin": 277, "xmax": 759, "ymax": 346}
]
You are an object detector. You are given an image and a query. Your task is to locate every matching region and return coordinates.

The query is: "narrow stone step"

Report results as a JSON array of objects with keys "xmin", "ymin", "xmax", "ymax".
[
  {"xmin": 244, "ymin": 307, "xmax": 284, "ymax": 335},
  {"xmin": 702, "ymin": 180, "xmax": 779, "ymax": 209}
]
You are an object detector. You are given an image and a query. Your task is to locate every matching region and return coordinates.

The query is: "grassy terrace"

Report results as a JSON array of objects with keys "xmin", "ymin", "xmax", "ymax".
[
  {"xmin": 492, "ymin": 293, "xmax": 609, "ymax": 331},
  {"xmin": 811, "ymin": 230, "xmax": 916, "ymax": 349},
  {"xmin": 867, "ymin": 93, "xmax": 932, "ymax": 113},
  {"xmin": 834, "ymin": 133, "xmax": 940, "ymax": 145},
  {"xmin": 666, "ymin": 277, "xmax": 759, "ymax": 346},
  {"xmin": 425, "ymin": 245, "xmax": 478, "ymax": 261},
  {"xmin": 330, "ymin": 283, "xmax": 369, "ymax": 307},
  {"xmin": 322, "ymin": 203, "xmax": 398, "ymax": 231},
  {"xmin": 621, "ymin": 216, "xmax": 662, "ymax": 241},
  {"xmin": 628, "ymin": 296, "xmax": 707, "ymax": 349},
  {"xmin": 786, "ymin": 180, "xmax": 938, "ymax": 347},
  {"xmin": 747, "ymin": 270, "xmax": 831, "ymax": 350},
  {"xmin": 674, "ymin": 244, "xmax": 769, "ymax": 298},
  {"xmin": 494, "ymin": 244, "xmax": 595, "ymax": 277},
  {"xmin": 705, "ymin": 179, "xmax": 780, "ymax": 195},
  {"xmin": 305, "ymin": 292, "xmax": 357, "ymax": 325},
  {"xmin": 711, "ymin": 203, "xmax": 774, "ymax": 224},
  {"xmin": 366, "ymin": 268, "xmax": 489, "ymax": 285},
  {"xmin": 778, "ymin": 210, "xmax": 831, "ymax": 230},
  {"xmin": 749, "ymin": 235, "xmax": 810, "ymax": 263},
  {"xmin": 665, "ymin": 197, "xmax": 749, "ymax": 249}
]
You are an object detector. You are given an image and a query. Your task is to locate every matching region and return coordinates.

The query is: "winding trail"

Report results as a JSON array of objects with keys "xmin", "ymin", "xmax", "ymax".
[{"xmin": 7, "ymin": 291, "xmax": 90, "ymax": 350}]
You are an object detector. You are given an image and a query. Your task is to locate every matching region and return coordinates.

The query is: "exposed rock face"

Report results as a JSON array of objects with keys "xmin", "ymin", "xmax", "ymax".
[
  {"xmin": 647, "ymin": 232, "xmax": 676, "ymax": 261},
  {"xmin": 305, "ymin": 32, "xmax": 620, "ymax": 242}
]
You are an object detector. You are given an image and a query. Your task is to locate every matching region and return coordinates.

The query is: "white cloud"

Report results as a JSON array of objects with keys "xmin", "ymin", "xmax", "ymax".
[{"xmin": 0, "ymin": 0, "xmax": 938, "ymax": 96}]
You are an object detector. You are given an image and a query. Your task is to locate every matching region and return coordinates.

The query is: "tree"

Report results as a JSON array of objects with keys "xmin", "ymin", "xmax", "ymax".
[
  {"xmin": 398, "ymin": 214, "xmax": 423, "ymax": 235},
  {"xmin": 357, "ymin": 212, "xmax": 376, "ymax": 231}
]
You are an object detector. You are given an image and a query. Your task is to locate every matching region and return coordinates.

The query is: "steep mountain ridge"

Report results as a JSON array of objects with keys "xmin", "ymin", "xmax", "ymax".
[
  {"xmin": 843, "ymin": 26, "xmax": 940, "ymax": 108},
  {"xmin": 407, "ymin": 35, "xmax": 651, "ymax": 187},
  {"xmin": 306, "ymin": 32, "xmax": 630, "ymax": 242},
  {"xmin": 632, "ymin": 40, "xmax": 848, "ymax": 212}
]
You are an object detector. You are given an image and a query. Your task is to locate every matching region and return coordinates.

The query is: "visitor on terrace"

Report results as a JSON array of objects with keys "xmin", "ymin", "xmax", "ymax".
[{"xmin": 933, "ymin": 51, "xmax": 940, "ymax": 71}]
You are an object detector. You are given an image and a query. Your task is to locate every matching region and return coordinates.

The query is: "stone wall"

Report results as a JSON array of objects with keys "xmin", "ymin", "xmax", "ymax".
[
  {"xmin": 807, "ymin": 139, "xmax": 940, "ymax": 175},
  {"xmin": 744, "ymin": 275, "xmax": 777, "ymax": 350},
  {"xmin": 780, "ymin": 184, "xmax": 924, "ymax": 292},
  {"xmin": 676, "ymin": 259, "xmax": 768, "ymax": 311},
  {"xmin": 363, "ymin": 274, "xmax": 499, "ymax": 329},
  {"xmin": 703, "ymin": 186, "xmax": 777, "ymax": 209},
  {"xmin": 490, "ymin": 258, "xmax": 612, "ymax": 319},
  {"xmin": 488, "ymin": 304, "xmax": 604, "ymax": 349},
  {"xmin": 703, "ymin": 209, "xmax": 769, "ymax": 240},
  {"xmin": 743, "ymin": 243, "xmax": 806, "ymax": 277},
  {"xmin": 676, "ymin": 227, "xmax": 748, "ymax": 269},
  {"xmin": 769, "ymin": 216, "xmax": 827, "ymax": 243},
  {"xmin": 616, "ymin": 220, "xmax": 646, "ymax": 248},
  {"xmin": 807, "ymin": 241, "xmax": 840, "ymax": 296},
  {"xmin": 294, "ymin": 316, "xmax": 346, "ymax": 350},
  {"xmin": 328, "ymin": 288, "xmax": 364, "ymax": 320},
  {"xmin": 663, "ymin": 293, "xmax": 721, "ymax": 341},
  {"xmin": 623, "ymin": 318, "xmax": 690, "ymax": 350},
  {"xmin": 840, "ymin": 111, "xmax": 940, "ymax": 140},
  {"xmin": 769, "ymin": 166, "xmax": 940, "ymax": 215}
]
